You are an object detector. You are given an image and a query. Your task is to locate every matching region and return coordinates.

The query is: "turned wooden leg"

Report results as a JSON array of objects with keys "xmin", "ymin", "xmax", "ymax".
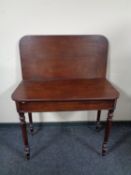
[
  {"xmin": 102, "ymin": 109, "xmax": 114, "ymax": 156},
  {"xmin": 96, "ymin": 110, "xmax": 101, "ymax": 130},
  {"xmin": 28, "ymin": 113, "xmax": 34, "ymax": 134},
  {"xmin": 18, "ymin": 112, "xmax": 30, "ymax": 160}
]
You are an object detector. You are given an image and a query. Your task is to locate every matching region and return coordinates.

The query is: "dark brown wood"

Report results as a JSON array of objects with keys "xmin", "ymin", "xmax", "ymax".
[
  {"xmin": 20, "ymin": 35, "xmax": 108, "ymax": 81},
  {"xmin": 28, "ymin": 113, "xmax": 34, "ymax": 134},
  {"xmin": 96, "ymin": 110, "xmax": 101, "ymax": 130},
  {"xmin": 102, "ymin": 109, "xmax": 114, "ymax": 156},
  {"xmin": 11, "ymin": 35, "xmax": 119, "ymax": 158},
  {"xmin": 12, "ymin": 79, "xmax": 119, "ymax": 102},
  {"xmin": 16, "ymin": 100, "xmax": 115, "ymax": 112},
  {"xmin": 18, "ymin": 112, "xmax": 30, "ymax": 159}
]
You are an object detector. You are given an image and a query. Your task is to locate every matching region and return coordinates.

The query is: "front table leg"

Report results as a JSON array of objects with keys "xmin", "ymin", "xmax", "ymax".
[
  {"xmin": 18, "ymin": 112, "xmax": 30, "ymax": 160},
  {"xmin": 102, "ymin": 109, "xmax": 114, "ymax": 156}
]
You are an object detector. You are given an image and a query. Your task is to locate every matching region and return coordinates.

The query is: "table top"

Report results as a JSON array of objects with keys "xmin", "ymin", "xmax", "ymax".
[{"xmin": 12, "ymin": 79, "xmax": 119, "ymax": 102}]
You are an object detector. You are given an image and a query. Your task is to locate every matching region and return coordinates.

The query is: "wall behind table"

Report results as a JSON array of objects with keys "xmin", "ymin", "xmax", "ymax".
[{"xmin": 0, "ymin": 0, "xmax": 131, "ymax": 123}]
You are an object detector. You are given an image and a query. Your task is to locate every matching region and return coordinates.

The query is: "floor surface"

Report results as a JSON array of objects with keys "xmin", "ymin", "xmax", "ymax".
[{"xmin": 0, "ymin": 122, "xmax": 131, "ymax": 175}]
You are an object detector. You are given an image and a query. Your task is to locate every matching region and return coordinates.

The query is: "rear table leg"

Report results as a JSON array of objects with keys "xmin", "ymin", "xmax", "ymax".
[
  {"xmin": 96, "ymin": 110, "xmax": 101, "ymax": 130},
  {"xmin": 28, "ymin": 113, "xmax": 34, "ymax": 134}
]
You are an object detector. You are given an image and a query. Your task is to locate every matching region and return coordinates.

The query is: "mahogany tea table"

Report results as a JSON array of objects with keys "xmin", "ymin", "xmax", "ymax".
[{"xmin": 12, "ymin": 35, "xmax": 119, "ymax": 159}]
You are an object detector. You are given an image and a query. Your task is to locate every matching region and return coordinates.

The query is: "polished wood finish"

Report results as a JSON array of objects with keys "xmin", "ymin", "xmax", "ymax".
[
  {"xmin": 16, "ymin": 100, "xmax": 115, "ymax": 112},
  {"xmin": 20, "ymin": 35, "xmax": 108, "ymax": 81},
  {"xmin": 12, "ymin": 35, "xmax": 119, "ymax": 159},
  {"xmin": 12, "ymin": 79, "xmax": 118, "ymax": 102}
]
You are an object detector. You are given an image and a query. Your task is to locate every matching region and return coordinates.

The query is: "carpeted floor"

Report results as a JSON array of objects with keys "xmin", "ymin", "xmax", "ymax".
[{"xmin": 0, "ymin": 122, "xmax": 131, "ymax": 175}]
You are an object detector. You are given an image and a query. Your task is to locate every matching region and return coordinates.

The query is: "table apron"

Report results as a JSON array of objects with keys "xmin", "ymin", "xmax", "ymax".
[{"xmin": 16, "ymin": 100, "xmax": 115, "ymax": 112}]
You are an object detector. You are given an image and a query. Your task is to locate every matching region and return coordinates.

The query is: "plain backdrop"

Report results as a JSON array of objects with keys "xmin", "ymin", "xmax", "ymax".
[{"xmin": 0, "ymin": 0, "xmax": 131, "ymax": 123}]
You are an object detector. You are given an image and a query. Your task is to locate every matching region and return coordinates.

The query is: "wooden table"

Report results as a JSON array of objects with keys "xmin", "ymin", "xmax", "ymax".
[{"xmin": 12, "ymin": 35, "xmax": 119, "ymax": 159}]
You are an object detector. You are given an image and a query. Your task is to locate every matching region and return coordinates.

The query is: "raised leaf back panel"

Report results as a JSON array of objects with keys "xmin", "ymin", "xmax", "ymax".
[{"xmin": 20, "ymin": 35, "xmax": 108, "ymax": 80}]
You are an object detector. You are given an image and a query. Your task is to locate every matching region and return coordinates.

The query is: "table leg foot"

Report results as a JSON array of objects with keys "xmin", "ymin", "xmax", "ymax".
[
  {"xmin": 24, "ymin": 146, "xmax": 30, "ymax": 160},
  {"xmin": 102, "ymin": 143, "xmax": 107, "ymax": 156}
]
